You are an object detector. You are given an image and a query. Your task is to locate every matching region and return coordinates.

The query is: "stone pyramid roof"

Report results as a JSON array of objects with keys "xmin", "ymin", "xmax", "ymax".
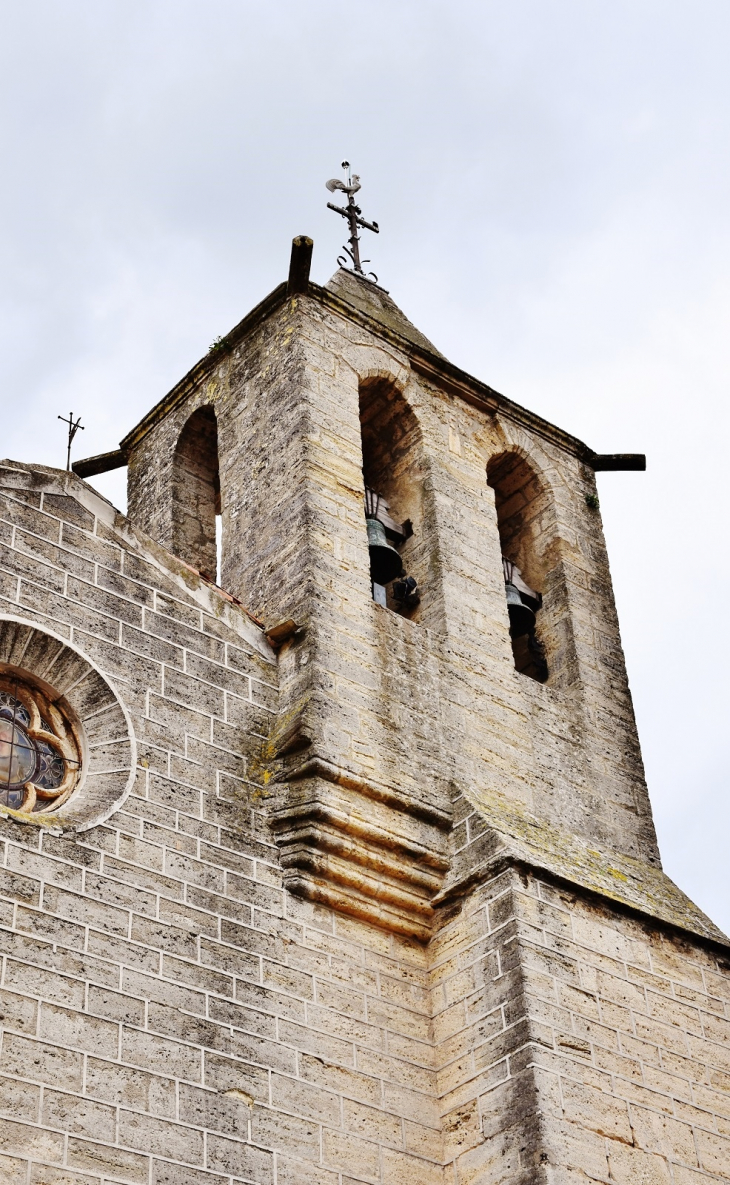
[{"xmin": 325, "ymin": 268, "xmax": 446, "ymax": 360}]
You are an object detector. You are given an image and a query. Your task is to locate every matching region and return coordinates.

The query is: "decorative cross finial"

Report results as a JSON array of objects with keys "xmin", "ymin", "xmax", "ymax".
[
  {"xmin": 57, "ymin": 412, "xmax": 84, "ymax": 472},
  {"xmin": 326, "ymin": 162, "xmax": 379, "ymax": 282}
]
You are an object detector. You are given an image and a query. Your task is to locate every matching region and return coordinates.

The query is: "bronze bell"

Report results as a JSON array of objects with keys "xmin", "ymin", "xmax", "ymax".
[
  {"xmin": 505, "ymin": 581, "xmax": 536, "ymax": 638},
  {"xmin": 366, "ymin": 518, "xmax": 403, "ymax": 585}
]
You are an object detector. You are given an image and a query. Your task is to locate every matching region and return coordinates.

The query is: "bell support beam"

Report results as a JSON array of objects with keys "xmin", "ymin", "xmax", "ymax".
[
  {"xmin": 287, "ymin": 236, "xmax": 313, "ymax": 297},
  {"xmin": 590, "ymin": 453, "xmax": 646, "ymax": 471},
  {"xmin": 72, "ymin": 449, "xmax": 128, "ymax": 479}
]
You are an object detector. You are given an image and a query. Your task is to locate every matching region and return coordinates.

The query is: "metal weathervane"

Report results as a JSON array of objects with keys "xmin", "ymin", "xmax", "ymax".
[{"xmin": 326, "ymin": 162, "xmax": 379, "ymax": 283}]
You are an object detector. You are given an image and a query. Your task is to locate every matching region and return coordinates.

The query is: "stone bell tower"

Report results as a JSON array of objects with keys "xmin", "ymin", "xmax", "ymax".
[
  {"xmin": 2, "ymin": 182, "xmax": 726, "ymax": 1185},
  {"xmin": 120, "ymin": 235, "xmax": 664, "ymax": 930},
  {"xmin": 108, "ymin": 218, "xmax": 730, "ymax": 1178}
]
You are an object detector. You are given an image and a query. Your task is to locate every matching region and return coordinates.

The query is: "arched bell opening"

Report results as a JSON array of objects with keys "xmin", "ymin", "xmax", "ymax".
[
  {"xmin": 487, "ymin": 451, "xmax": 553, "ymax": 683},
  {"xmin": 359, "ymin": 378, "xmax": 426, "ymax": 620},
  {"xmin": 172, "ymin": 405, "xmax": 221, "ymax": 580}
]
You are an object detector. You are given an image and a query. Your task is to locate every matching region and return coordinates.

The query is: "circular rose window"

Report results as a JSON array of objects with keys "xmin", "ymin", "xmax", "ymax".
[{"xmin": 0, "ymin": 678, "xmax": 81, "ymax": 814}]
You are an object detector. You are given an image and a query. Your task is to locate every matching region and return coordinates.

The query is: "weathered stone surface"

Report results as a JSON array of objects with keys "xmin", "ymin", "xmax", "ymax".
[{"xmin": 0, "ymin": 266, "xmax": 726, "ymax": 1182}]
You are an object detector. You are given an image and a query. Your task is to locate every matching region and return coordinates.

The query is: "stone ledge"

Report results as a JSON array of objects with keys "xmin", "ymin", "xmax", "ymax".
[
  {"xmin": 439, "ymin": 787, "xmax": 729, "ymax": 950},
  {"xmin": 269, "ymin": 759, "xmax": 452, "ymax": 942}
]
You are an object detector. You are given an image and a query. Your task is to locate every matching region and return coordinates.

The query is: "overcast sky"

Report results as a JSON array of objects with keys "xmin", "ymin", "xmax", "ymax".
[{"xmin": 1, "ymin": 1, "xmax": 728, "ymax": 932}]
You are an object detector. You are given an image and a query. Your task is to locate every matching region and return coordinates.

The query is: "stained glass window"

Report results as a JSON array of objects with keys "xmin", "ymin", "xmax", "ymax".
[{"xmin": 0, "ymin": 680, "xmax": 81, "ymax": 814}]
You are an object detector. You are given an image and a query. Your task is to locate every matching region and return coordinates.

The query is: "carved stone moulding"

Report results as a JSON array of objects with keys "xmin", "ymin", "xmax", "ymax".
[
  {"xmin": 269, "ymin": 756, "xmax": 452, "ymax": 941},
  {"xmin": 0, "ymin": 616, "xmax": 136, "ymax": 832}
]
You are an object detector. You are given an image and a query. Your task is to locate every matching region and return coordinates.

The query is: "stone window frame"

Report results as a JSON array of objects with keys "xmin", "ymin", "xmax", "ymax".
[
  {"xmin": 0, "ymin": 615, "xmax": 136, "ymax": 833},
  {"xmin": 0, "ymin": 676, "xmax": 81, "ymax": 812},
  {"xmin": 358, "ymin": 368, "xmax": 434, "ymax": 622},
  {"xmin": 171, "ymin": 403, "xmax": 221, "ymax": 580},
  {"xmin": 485, "ymin": 436, "xmax": 579, "ymax": 690}
]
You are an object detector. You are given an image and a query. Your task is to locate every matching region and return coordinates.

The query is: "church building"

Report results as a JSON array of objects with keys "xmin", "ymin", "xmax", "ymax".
[{"xmin": 0, "ymin": 190, "xmax": 728, "ymax": 1184}]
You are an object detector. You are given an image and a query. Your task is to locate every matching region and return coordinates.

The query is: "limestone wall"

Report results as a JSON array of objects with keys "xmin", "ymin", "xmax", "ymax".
[
  {"xmin": 432, "ymin": 867, "xmax": 730, "ymax": 1183},
  {"xmin": 125, "ymin": 280, "xmax": 656, "ymax": 908},
  {"xmin": 0, "ymin": 264, "xmax": 725, "ymax": 1182},
  {"xmin": 0, "ymin": 463, "xmax": 727, "ymax": 1184}
]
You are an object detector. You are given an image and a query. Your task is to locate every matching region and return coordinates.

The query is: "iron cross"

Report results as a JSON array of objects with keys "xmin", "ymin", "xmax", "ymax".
[
  {"xmin": 58, "ymin": 412, "xmax": 84, "ymax": 472},
  {"xmin": 325, "ymin": 162, "xmax": 379, "ymax": 281}
]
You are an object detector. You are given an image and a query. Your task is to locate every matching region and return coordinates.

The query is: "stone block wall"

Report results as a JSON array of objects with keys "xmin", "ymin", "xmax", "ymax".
[
  {"xmin": 0, "ymin": 263, "xmax": 726, "ymax": 1183},
  {"xmin": 123, "ymin": 276, "xmax": 657, "ymax": 883},
  {"xmin": 431, "ymin": 868, "xmax": 730, "ymax": 1183},
  {"xmin": 0, "ymin": 465, "xmax": 726, "ymax": 1184}
]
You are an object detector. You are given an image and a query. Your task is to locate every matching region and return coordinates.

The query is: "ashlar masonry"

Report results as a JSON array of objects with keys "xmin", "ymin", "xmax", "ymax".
[{"xmin": 0, "ymin": 239, "xmax": 727, "ymax": 1184}]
